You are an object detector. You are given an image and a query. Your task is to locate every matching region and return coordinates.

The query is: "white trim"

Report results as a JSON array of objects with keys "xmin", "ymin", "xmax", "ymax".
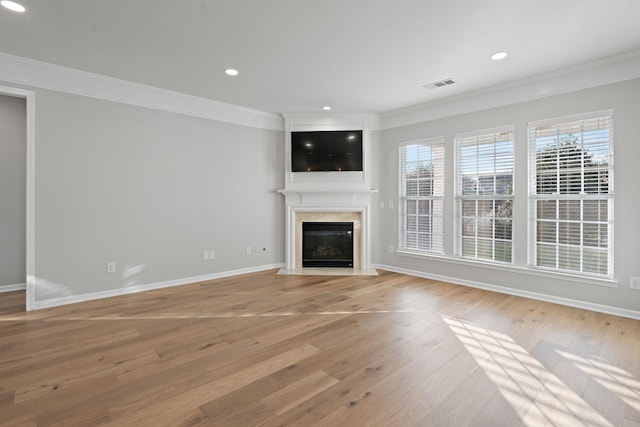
[
  {"xmin": 527, "ymin": 111, "xmax": 614, "ymax": 279},
  {"xmin": 380, "ymin": 50, "xmax": 640, "ymax": 130},
  {"xmin": 0, "ymin": 52, "xmax": 284, "ymax": 131},
  {"xmin": 453, "ymin": 124, "xmax": 515, "ymax": 140},
  {"xmin": 527, "ymin": 109, "xmax": 614, "ymax": 129},
  {"xmin": 0, "ymin": 283, "xmax": 26, "ymax": 293},
  {"xmin": 283, "ymin": 206, "xmax": 372, "ymax": 271},
  {"xmin": 0, "ymin": 85, "xmax": 35, "ymax": 311},
  {"xmin": 32, "ymin": 264, "xmax": 284, "ymax": 310},
  {"xmin": 398, "ymin": 135, "xmax": 445, "ymax": 148},
  {"xmin": 282, "ymin": 113, "xmax": 376, "ymax": 190},
  {"xmin": 25, "ymin": 89, "xmax": 35, "ymax": 311},
  {"xmin": 2, "ymin": 49, "xmax": 638, "ymax": 133},
  {"xmin": 398, "ymin": 137, "xmax": 446, "ymax": 255},
  {"xmin": 281, "ymin": 113, "xmax": 379, "ymax": 130},
  {"xmin": 374, "ymin": 264, "xmax": 639, "ymax": 320},
  {"xmin": 453, "ymin": 126, "xmax": 515, "ymax": 262}
]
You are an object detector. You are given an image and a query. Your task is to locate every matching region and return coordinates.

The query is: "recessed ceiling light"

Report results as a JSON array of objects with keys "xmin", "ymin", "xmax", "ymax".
[
  {"xmin": 1, "ymin": 1, "xmax": 26, "ymax": 12},
  {"xmin": 322, "ymin": 106, "xmax": 332, "ymax": 111},
  {"xmin": 491, "ymin": 51, "xmax": 508, "ymax": 61},
  {"xmin": 224, "ymin": 68, "xmax": 239, "ymax": 77}
]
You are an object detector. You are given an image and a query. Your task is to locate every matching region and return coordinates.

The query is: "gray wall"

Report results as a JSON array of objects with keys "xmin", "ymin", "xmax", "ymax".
[
  {"xmin": 377, "ymin": 78, "xmax": 640, "ymax": 312},
  {"xmin": 30, "ymin": 89, "xmax": 284, "ymax": 303},
  {"xmin": 369, "ymin": 129, "xmax": 381, "ymax": 265},
  {"xmin": 0, "ymin": 94, "xmax": 26, "ymax": 288}
]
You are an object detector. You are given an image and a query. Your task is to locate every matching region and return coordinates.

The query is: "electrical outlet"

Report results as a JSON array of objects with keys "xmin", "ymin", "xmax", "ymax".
[
  {"xmin": 388, "ymin": 245, "xmax": 394, "ymax": 253},
  {"xmin": 209, "ymin": 250, "xmax": 216, "ymax": 260},
  {"xmin": 630, "ymin": 276, "xmax": 640, "ymax": 290},
  {"xmin": 246, "ymin": 246, "xmax": 252, "ymax": 255},
  {"xmin": 203, "ymin": 250, "xmax": 210, "ymax": 261},
  {"xmin": 388, "ymin": 201, "xmax": 394, "ymax": 209},
  {"xmin": 106, "ymin": 261, "xmax": 116, "ymax": 273}
]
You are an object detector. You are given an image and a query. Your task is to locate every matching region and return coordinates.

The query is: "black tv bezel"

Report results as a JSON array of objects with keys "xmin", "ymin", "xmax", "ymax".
[{"xmin": 291, "ymin": 130, "xmax": 363, "ymax": 172}]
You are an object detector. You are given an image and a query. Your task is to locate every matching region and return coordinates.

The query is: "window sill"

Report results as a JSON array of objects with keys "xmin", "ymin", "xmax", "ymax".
[{"xmin": 394, "ymin": 249, "xmax": 618, "ymax": 289}]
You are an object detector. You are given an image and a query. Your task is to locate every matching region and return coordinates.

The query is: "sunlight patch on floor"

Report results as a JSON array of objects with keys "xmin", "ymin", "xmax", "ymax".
[
  {"xmin": 558, "ymin": 350, "xmax": 640, "ymax": 413},
  {"xmin": 443, "ymin": 316, "xmax": 613, "ymax": 426}
]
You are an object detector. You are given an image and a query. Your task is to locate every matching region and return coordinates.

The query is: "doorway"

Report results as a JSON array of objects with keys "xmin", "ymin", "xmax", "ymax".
[{"xmin": 0, "ymin": 86, "xmax": 34, "ymax": 311}]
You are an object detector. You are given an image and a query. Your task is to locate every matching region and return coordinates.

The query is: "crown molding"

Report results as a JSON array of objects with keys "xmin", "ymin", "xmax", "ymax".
[
  {"xmin": 281, "ymin": 112, "xmax": 379, "ymax": 130},
  {"xmin": 380, "ymin": 49, "xmax": 640, "ymax": 130},
  {"xmin": 0, "ymin": 52, "xmax": 284, "ymax": 131},
  {"xmin": 3, "ymin": 49, "xmax": 639, "ymax": 133}
]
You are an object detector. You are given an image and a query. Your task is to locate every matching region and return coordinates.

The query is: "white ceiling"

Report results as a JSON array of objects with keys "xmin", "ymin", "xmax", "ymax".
[{"xmin": 1, "ymin": 0, "xmax": 640, "ymax": 115}]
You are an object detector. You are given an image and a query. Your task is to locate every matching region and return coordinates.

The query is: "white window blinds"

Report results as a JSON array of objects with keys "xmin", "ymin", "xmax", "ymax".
[
  {"xmin": 528, "ymin": 113, "xmax": 613, "ymax": 277},
  {"xmin": 399, "ymin": 138, "xmax": 445, "ymax": 254},
  {"xmin": 455, "ymin": 127, "xmax": 514, "ymax": 263}
]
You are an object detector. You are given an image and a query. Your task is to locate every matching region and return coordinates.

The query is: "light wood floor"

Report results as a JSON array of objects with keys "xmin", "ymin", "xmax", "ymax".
[{"xmin": 1, "ymin": 269, "xmax": 639, "ymax": 426}]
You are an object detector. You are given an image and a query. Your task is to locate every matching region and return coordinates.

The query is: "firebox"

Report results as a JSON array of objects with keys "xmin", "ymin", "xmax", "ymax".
[{"xmin": 302, "ymin": 222, "xmax": 354, "ymax": 267}]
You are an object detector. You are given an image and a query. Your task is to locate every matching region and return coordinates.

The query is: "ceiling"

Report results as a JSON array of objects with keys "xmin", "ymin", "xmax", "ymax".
[{"xmin": 1, "ymin": 0, "xmax": 640, "ymax": 115}]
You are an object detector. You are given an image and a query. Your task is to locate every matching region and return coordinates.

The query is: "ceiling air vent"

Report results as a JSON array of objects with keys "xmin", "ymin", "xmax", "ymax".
[{"xmin": 422, "ymin": 78, "xmax": 456, "ymax": 90}]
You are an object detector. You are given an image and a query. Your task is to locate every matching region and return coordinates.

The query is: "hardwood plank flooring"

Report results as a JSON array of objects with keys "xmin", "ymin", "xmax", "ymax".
[{"xmin": 0, "ymin": 269, "xmax": 639, "ymax": 426}]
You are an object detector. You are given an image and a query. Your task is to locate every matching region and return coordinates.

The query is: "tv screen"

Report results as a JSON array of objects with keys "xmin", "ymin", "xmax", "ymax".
[{"xmin": 291, "ymin": 130, "xmax": 363, "ymax": 172}]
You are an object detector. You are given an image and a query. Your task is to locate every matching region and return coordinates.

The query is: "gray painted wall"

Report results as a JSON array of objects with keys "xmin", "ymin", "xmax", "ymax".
[
  {"xmin": 376, "ymin": 78, "xmax": 640, "ymax": 312},
  {"xmin": 369, "ymin": 130, "xmax": 381, "ymax": 265},
  {"xmin": 0, "ymin": 94, "xmax": 26, "ymax": 287},
  {"xmin": 31, "ymin": 89, "xmax": 284, "ymax": 303}
]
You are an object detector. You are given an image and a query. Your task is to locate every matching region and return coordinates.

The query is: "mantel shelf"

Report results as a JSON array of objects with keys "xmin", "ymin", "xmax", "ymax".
[{"xmin": 278, "ymin": 188, "xmax": 378, "ymax": 195}]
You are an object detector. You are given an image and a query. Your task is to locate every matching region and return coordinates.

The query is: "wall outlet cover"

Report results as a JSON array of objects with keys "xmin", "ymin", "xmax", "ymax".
[
  {"xmin": 630, "ymin": 276, "xmax": 640, "ymax": 290},
  {"xmin": 106, "ymin": 261, "xmax": 116, "ymax": 273}
]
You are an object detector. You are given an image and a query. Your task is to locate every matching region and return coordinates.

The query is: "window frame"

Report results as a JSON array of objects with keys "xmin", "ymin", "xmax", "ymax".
[
  {"xmin": 454, "ymin": 125, "xmax": 515, "ymax": 264},
  {"xmin": 527, "ymin": 110, "xmax": 614, "ymax": 279},
  {"xmin": 398, "ymin": 137, "xmax": 445, "ymax": 255}
]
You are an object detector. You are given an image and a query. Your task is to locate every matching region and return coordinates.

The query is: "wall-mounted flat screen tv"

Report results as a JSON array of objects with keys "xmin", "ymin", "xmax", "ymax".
[{"xmin": 291, "ymin": 130, "xmax": 363, "ymax": 172}]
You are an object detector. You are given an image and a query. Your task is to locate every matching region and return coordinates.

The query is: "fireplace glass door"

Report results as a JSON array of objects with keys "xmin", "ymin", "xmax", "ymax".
[{"xmin": 302, "ymin": 222, "xmax": 354, "ymax": 267}]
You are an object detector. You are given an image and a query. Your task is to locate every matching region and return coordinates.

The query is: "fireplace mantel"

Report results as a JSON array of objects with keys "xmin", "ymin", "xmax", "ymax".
[
  {"xmin": 277, "ymin": 188, "xmax": 377, "ymax": 207},
  {"xmin": 278, "ymin": 188, "xmax": 376, "ymax": 271}
]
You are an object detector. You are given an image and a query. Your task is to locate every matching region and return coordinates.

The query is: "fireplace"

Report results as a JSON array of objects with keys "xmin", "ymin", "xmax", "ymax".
[{"xmin": 302, "ymin": 222, "xmax": 354, "ymax": 267}]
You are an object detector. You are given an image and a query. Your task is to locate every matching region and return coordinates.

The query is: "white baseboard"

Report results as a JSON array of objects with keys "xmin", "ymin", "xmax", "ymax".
[
  {"xmin": 30, "ymin": 262, "xmax": 640, "ymax": 320},
  {"xmin": 374, "ymin": 264, "xmax": 640, "ymax": 321},
  {"xmin": 0, "ymin": 283, "xmax": 26, "ymax": 293},
  {"xmin": 32, "ymin": 264, "xmax": 284, "ymax": 310}
]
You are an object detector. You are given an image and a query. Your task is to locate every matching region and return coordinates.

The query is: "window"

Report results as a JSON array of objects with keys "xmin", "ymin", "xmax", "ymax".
[
  {"xmin": 399, "ymin": 138, "xmax": 444, "ymax": 254},
  {"xmin": 455, "ymin": 127, "xmax": 514, "ymax": 263},
  {"xmin": 529, "ymin": 112, "xmax": 613, "ymax": 277}
]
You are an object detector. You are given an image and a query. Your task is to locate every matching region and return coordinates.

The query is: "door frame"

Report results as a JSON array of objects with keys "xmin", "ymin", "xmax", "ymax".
[{"xmin": 0, "ymin": 85, "xmax": 35, "ymax": 311}]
